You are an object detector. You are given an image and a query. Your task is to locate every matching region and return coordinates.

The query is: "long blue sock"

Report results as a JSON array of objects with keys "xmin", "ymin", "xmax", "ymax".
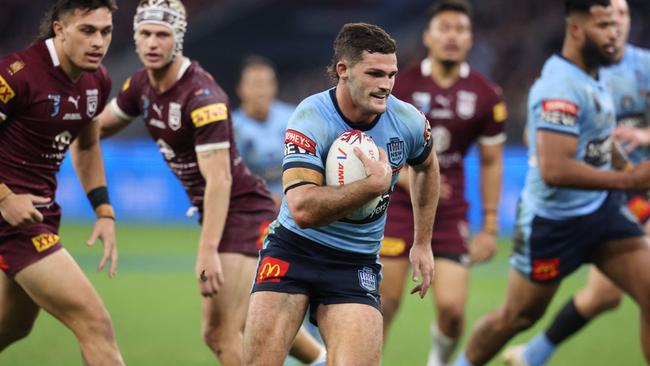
[
  {"xmin": 453, "ymin": 351, "xmax": 474, "ymax": 366},
  {"xmin": 523, "ymin": 333, "xmax": 556, "ymax": 366}
]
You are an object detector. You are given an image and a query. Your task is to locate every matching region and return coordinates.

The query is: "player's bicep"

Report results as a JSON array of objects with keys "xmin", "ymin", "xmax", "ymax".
[
  {"xmin": 282, "ymin": 167, "xmax": 323, "ymax": 194},
  {"xmin": 478, "ymin": 141, "xmax": 503, "ymax": 165},
  {"xmin": 196, "ymin": 147, "xmax": 230, "ymax": 182},
  {"xmin": 536, "ymin": 129, "xmax": 579, "ymax": 169}
]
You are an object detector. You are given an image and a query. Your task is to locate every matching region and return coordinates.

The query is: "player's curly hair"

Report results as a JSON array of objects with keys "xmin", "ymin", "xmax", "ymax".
[
  {"xmin": 327, "ymin": 22, "xmax": 397, "ymax": 83},
  {"xmin": 36, "ymin": 0, "xmax": 118, "ymax": 41}
]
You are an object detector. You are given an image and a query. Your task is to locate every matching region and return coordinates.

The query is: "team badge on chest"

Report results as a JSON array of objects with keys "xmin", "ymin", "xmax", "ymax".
[
  {"xmin": 86, "ymin": 89, "xmax": 98, "ymax": 118},
  {"xmin": 386, "ymin": 137, "xmax": 404, "ymax": 167},
  {"xmin": 169, "ymin": 102, "xmax": 182, "ymax": 130},
  {"xmin": 456, "ymin": 90, "xmax": 476, "ymax": 120}
]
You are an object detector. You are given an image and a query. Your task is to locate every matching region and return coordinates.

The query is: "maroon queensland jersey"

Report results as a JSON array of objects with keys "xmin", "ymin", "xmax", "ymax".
[
  {"xmin": 390, "ymin": 60, "xmax": 506, "ymax": 216},
  {"xmin": 111, "ymin": 59, "xmax": 274, "ymax": 218},
  {"xmin": 0, "ymin": 39, "xmax": 111, "ymax": 201}
]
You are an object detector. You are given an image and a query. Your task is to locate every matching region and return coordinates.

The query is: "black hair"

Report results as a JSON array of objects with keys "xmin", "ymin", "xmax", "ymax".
[
  {"xmin": 37, "ymin": 0, "xmax": 118, "ymax": 41},
  {"xmin": 427, "ymin": 0, "xmax": 472, "ymax": 22},
  {"xmin": 326, "ymin": 22, "xmax": 396, "ymax": 81},
  {"xmin": 565, "ymin": 0, "xmax": 611, "ymax": 16}
]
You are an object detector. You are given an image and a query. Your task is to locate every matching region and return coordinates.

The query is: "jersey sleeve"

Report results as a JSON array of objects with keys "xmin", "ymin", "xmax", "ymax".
[
  {"xmin": 401, "ymin": 102, "xmax": 433, "ymax": 166},
  {"xmin": 0, "ymin": 55, "xmax": 28, "ymax": 123},
  {"xmin": 282, "ymin": 99, "xmax": 328, "ymax": 175},
  {"xmin": 186, "ymin": 86, "xmax": 232, "ymax": 152},
  {"xmin": 112, "ymin": 75, "xmax": 142, "ymax": 120},
  {"xmin": 529, "ymin": 81, "xmax": 583, "ymax": 136},
  {"xmin": 477, "ymin": 84, "xmax": 508, "ymax": 145}
]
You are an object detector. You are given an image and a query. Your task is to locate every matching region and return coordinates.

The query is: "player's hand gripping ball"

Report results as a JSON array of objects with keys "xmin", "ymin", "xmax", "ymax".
[{"xmin": 325, "ymin": 130, "xmax": 382, "ymax": 220}]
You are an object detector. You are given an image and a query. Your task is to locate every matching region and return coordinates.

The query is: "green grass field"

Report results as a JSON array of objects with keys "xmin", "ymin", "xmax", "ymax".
[{"xmin": 1, "ymin": 224, "xmax": 644, "ymax": 365}]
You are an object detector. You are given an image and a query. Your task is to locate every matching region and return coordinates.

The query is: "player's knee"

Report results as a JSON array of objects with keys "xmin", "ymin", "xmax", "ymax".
[
  {"xmin": 202, "ymin": 323, "xmax": 238, "ymax": 350},
  {"xmin": 437, "ymin": 303, "xmax": 465, "ymax": 335},
  {"xmin": 501, "ymin": 305, "xmax": 544, "ymax": 332},
  {"xmin": 77, "ymin": 308, "xmax": 115, "ymax": 341}
]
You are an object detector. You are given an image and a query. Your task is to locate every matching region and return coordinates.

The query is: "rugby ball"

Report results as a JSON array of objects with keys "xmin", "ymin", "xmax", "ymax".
[{"xmin": 325, "ymin": 130, "xmax": 382, "ymax": 220}]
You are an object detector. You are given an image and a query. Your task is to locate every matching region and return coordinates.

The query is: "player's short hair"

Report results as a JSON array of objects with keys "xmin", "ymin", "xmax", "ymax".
[
  {"xmin": 427, "ymin": 0, "xmax": 473, "ymax": 22},
  {"xmin": 327, "ymin": 22, "xmax": 397, "ymax": 82},
  {"xmin": 565, "ymin": 0, "xmax": 611, "ymax": 15},
  {"xmin": 239, "ymin": 55, "xmax": 276, "ymax": 79},
  {"xmin": 37, "ymin": 0, "xmax": 118, "ymax": 41}
]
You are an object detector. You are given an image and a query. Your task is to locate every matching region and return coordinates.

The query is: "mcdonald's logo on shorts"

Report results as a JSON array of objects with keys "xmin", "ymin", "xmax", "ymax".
[
  {"xmin": 532, "ymin": 258, "xmax": 560, "ymax": 281},
  {"xmin": 256, "ymin": 256, "xmax": 290, "ymax": 284}
]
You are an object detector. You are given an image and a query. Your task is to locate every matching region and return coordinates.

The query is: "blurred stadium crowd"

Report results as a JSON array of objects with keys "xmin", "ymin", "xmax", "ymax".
[{"xmin": 1, "ymin": 0, "xmax": 649, "ymax": 142}]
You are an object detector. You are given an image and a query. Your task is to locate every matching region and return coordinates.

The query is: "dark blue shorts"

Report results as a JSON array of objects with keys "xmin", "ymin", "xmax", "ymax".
[
  {"xmin": 510, "ymin": 191, "xmax": 644, "ymax": 283},
  {"xmin": 251, "ymin": 224, "xmax": 382, "ymax": 325}
]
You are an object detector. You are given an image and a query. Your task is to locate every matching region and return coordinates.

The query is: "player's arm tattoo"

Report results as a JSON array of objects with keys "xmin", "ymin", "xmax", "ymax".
[{"xmin": 198, "ymin": 150, "xmax": 218, "ymax": 159}]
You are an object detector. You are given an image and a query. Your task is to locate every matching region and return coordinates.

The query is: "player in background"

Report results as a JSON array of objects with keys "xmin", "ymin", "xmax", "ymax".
[
  {"xmin": 502, "ymin": 0, "xmax": 650, "ymax": 364},
  {"xmin": 233, "ymin": 55, "xmax": 295, "ymax": 210},
  {"xmin": 379, "ymin": 1, "xmax": 507, "ymax": 364},
  {"xmin": 454, "ymin": 0, "xmax": 650, "ymax": 365},
  {"xmin": 97, "ymin": 1, "xmax": 325, "ymax": 365},
  {"xmin": 0, "ymin": 0, "xmax": 123, "ymax": 364},
  {"xmin": 243, "ymin": 22, "xmax": 440, "ymax": 366}
]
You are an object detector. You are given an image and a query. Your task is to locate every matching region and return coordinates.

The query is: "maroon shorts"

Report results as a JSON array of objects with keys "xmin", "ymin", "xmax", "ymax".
[
  {"xmin": 219, "ymin": 209, "xmax": 277, "ymax": 256},
  {"xmin": 0, "ymin": 203, "xmax": 63, "ymax": 277},
  {"xmin": 382, "ymin": 204, "xmax": 469, "ymax": 263}
]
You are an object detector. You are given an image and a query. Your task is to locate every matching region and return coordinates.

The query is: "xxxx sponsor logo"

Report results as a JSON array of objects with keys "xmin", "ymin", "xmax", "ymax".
[
  {"xmin": 256, "ymin": 256, "xmax": 289, "ymax": 284},
  {"xmin": 191, "ymin": 103, "xmax": 228, "ymax": 127},
  {"xmin": 0, "ymin": 75, "xmax": 15, "ymax": 104},
  {"xmin": 31, "ymin": 233, "xmax": 60, "ymax": 253},
  {"xmin": 0, "ymin": 255, "xmax": 8, "ymax": 270},
  {"xmin": 379, "ymin": 237, "xmax": 406, "ymax": 257}
]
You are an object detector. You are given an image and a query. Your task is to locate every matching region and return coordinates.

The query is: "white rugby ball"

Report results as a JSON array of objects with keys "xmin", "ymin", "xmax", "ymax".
[{"xmin": 325, "ymin": 130, "xmax": 382, "ymax": 220}]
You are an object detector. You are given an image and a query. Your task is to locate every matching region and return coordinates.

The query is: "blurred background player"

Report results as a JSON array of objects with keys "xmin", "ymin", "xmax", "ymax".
[
  {"xmin": 0, "ymin": 0, "xmax": 123, "ymax": 364},
  {"xmin": 244, "ymin": 22, "xmax": 439, "ymax": 366},
  {"xmin": 98, "ymin": 1, "xmax": 324, "ymax": 365},
  {"xmin": 233, "ymin": 55, "xmax": 295, "ymax": 210},
  {"xmin": 502, "ymin": 0, "xmax": 650, "ymax": 364},
  {"xmin": 455, "ymin": 0, "xmax": 650, "ymax": 365},
  {"xmin": 380, "ymin": 1, "xmax": 507, "ymax": 364}
]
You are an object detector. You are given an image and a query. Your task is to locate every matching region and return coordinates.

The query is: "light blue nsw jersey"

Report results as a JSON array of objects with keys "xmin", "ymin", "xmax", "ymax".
[
  {"xmin": 601, "ymin": 44, "xmax": 650, "ymax": 164},
  {"xmin": 524, "ymin": 55, "xmax": 616, "ymax": 219},
  {"xmin": 278, "ymin": 88, "xmax": 432, "ymax": 254},
  {"xmin": 233, "ymin": 101, "xmax": 295, "ymax": 194}
]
